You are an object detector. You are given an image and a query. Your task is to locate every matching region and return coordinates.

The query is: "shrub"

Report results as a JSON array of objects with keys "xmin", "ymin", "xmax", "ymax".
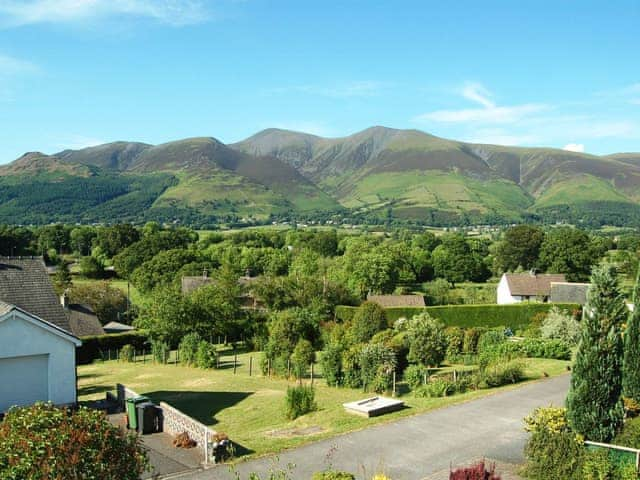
[
  {"xmin": 521, "ymin": 338, "xmax": 572, "ymax": 360},
  {"xmin": 119, "ymin": 344, "xmax": 135, "ymax": 362},
  {"xmin": 285, "ymin": 385, "xmax": 317, "ymax": 420},
  {"xmin": 449, "ymin": 460, "xmax": 501, "ymax": 480},
  {"xmin": 348, "ymin": 302, "xmax": 388, "ymax": 343},
  {"xmin": 523, "ymin": 428, "xmax": 585, "ymax": 480},
  {"xmin": 321, "ymin": 343, "xmax": 344, "ymax": 387},
  {"xmin": 196, "ymin": 341, "xmax": 218, "ymax": 369},
  {"xmin": 540, "ymin": 307, "xmax": 582, "ymax": 345},
  {"xmin": 80, "ymin": 255, "xmax": 106, "ymax": 279},
  {"xmin": 524, "ymin": 407, "xmax": 570, "ymax": 434},
  {"xmin": 614, "ymin": 416, "xmax": 640, "ymax": 448},
  {"xmin": 77, "ymin": 331, "xmax": 148, "ymax": 364},
  {"xmin": 178, "ymin": 332, "xmax": 201, "ymax": 366},
  {"xmin": 405, "ymin": 313, "xmax": 448, "ymax": 367},
  {"xmin": 445, "ymin": 326, "xmax": 465, "ymax": 358},
  {"xmin": 478, "ymin": 360, "xmax": 524, "ymax": 388},
  {"xmin": 624, "ymin": 397, "xmax": 640, "ymax": 419},
  {"xmin": 291, "ymin": 339, "xmax": 315, "ymax": 379},
  {"xmin": 414, "ymin": 378, "xmax": 455, "ymax": 398},
  {"xmin": 404, "ymin": 364, "xmax": 429, "ymax": 390},
  {"xmin": 0, "ymin": 403, "xmax": 148, "ymax": 480},
  {"xmin": 360, "ymin": 343, "xmax": 396, "ymax": 393},
  {"xmin": 463, "ymin": 328, "xmax": 486, "ymax": 354},
  {"xmin": 477, "ymin": 329, "xmax": 506, "ymax": 354},
  {"xmin": 312, "ymin": 471, "xmax": 355, "ymax": 480},
  {"xmin": 582, "ymin": 450, "xmax": 617, "ymax": 480},
  {"xmin": 151, "ymin": 340, "xmax": 170, "ymax": 364}
]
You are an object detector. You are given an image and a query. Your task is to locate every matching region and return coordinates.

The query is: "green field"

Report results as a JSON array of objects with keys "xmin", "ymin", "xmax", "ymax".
[
  {"xmin": 534, "ymin": 174, "xmax": 633, "ymax": 208},
  {"xmin": 78, "ymin": 351, "xmax": 570, "ymax": 459}
]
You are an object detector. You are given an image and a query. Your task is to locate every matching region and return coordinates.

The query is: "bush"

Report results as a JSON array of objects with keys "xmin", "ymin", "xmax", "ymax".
[
  {"xmin": 521, "ymin": 338, "xmax": 572, "ymax": 360},
  {"xmin": 404, "ymin": 364, "xmax": 429, "ymax": 390},
  {"xmin": 478, "ymin": 360, "xmax": 525, "ymax": 388},
  {"xmin": 360, "ymin": 343, "xmax": 396, "ymax": 393},
  {"xmin": 196, "ymin": 341, "xmax": 218, "ymax": 369},
  {"xmin": 291, "ymin": 339, "xmax": 315, "ymax": 379},
  {"xmin": 80, "ymin": 255, "xmax": 106, "ymax": 279},
  {"xmin": 321, "ymin": 343, "xmax": 344, "ymax": 387},
  {"xmin": 614, "ymin": 417, "xmax": 640, "ymax": 448},
  {"xmin": 0, "ymin": 403, "xmax": 148, "ymax": 480},
  {"xmin": 348, "ymin": 302, "xmax": 388, "ymax": 343},
  {"xmin": 523, "ymin": 428, "xmax": 585, "ymax": 480},
  {"xmin": 524, "ymin": 407, "xmax": 570, "ymax": 434},
  {"xmin": 119, "ymin": 344, "xmax": 135, "ymax": 362},
  {"xmin": 285, "ymin": 385, "xmax": 317, "ymax": 420},
  {"xmin": 341, "ymin": 344, "xmax": 363, "ymax": 389},
  {"xmin": 477, "ymin": 329, "xmax": 506, "ymax": 354},
  {"xmin": 312, "ymin": 471, "xmax": 355, "ymax": 480},
  {"xmin": 540, "ymin": 307, "xmax": 582, "ymax": 345},
  {"xmin": 445, "ymin": 326, "xmax": 465, "ymax": 358},
  {"xmin": 178, "ymin": 332, "xmax": 201, "ymax": 366},
  {"xmin": 449, "ymin": 460, "xmax": 501, "ymax": 480},
  {"xmin": 405, "ymin": 313, "xmax": 448, "ymax": 367},
  {"xmin": 463, "ymin": 328, "xmax": 487, "ymax": 354},
  {"xmin": 414, "ymin": 378, "xmax": 456, "ymax": 398},
  {"xmin": 152, "ymin": 340, "xmax": 170, "ymax": 364}
]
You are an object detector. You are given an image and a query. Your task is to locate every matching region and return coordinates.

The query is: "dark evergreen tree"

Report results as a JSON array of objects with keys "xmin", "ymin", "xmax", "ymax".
[
  {"xmin": 567, "ymin": 264, "xmax": 626, "ymax": 442},
  {"xmin": 623, "ymin": 268, "xmax": 640, "ymax": 402}
]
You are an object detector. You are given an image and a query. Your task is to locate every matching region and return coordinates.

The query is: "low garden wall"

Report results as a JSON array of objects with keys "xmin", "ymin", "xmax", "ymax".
[
  {"xmin": 115, "ymin": 383, "xmax": 217, "ymax": 464},
  {"xmin": 335, "ymin": 302, "xmax": 581, "ymax": 329}
]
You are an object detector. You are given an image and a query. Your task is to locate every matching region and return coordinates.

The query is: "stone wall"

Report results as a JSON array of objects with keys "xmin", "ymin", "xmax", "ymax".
[{"xmin": 116, "ymin": 383, "xmax": 141, "ymax": 412}]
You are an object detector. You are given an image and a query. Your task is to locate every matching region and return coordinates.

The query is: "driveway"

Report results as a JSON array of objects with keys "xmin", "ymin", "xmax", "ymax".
[{"xmin": 177, "ymin": 375, "xmax": 569, "ymax": 480}]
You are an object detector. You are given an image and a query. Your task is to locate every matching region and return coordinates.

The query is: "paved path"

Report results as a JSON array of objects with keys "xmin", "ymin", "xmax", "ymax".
[{"xmin": 178, "ymin": 375, "xmax": 569, "ymax": 480}]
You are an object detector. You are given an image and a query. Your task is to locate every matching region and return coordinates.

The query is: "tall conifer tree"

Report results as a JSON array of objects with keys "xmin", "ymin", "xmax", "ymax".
[
  {"xmin": 567, "ymin": 265, "xmax": 626, "ymax": 442},
  {"xmin": 623, "ymin": 268, "xmax": 640, "ymax": 401}
]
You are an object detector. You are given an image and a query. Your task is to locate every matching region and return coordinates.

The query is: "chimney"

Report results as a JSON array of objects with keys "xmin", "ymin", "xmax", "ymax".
[{"xmin": 60, "ymin": 291, "xmax": 69, "ymax": 309}]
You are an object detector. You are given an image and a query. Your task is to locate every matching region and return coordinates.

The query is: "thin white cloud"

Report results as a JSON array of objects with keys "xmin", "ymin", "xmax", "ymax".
[
  {"xmin": 563, "ymin": 143, "xmax": 585, "ymax": 153},
  {"xmin": 415, "ymin": 82, "xmax": 548, "ymax": 125},
  {"xmin": 0, "ymin": 0, "xmax": 208, "ymax": 27},
  {"xmin": 56, "ymin": 135, "xmax": 106, "ymax": 151}
]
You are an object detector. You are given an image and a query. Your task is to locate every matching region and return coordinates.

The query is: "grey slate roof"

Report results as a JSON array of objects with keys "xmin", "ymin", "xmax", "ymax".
[
  {"xmin": 66, "ymin": 304, "xmax": 104, "ymax": 337},
  {"xmin": 103, "ymin": 321, "xmax": 135, "ymax": 333},
  {"xmin": 550, "ymin": 282, "xmax": 590, "ymax": 305},
  {"xmin": 504, "ymin": 273, "xmax": 566, "ymax": 297},
  {"xmin": 0, "ymin": 257, "xmax": 72, "ymax": 333}
]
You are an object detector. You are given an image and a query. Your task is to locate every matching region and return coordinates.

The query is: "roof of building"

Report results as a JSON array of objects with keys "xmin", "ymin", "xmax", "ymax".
[
  {"xmin": 0, "ymin": 300, "xmax": 81, "ymax": 345},
  {"xmin": 66, "ymin": 304, "xmax": 104, "ymax": 337},
  {"xmin": 503, "ymin": 273, "xmax": 566, "ymax": 297},
  {"xmin": 367, "ymin": 294, "xmax": 426, "ymax": 308},
  {"xmin": 103, "ymin": 321, "xmax": 135, "ymax": 332},
  {"xmin": 0, "ymin": 257, "xmax": 72, "ymax": 333},
  {"xmin": 549, "ymin": 282, "xmax": 590, "ymax": 305}
]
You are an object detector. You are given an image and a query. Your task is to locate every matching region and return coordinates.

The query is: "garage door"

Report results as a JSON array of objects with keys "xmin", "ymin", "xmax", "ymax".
[{"xmin": 0, "ymin": 354, "xmax": 49, "ymax": 412}]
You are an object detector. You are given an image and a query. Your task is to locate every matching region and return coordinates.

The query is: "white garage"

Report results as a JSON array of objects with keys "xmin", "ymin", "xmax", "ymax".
[{"xmin": 0, "ymin": 303, "xmax": 81, "ymax": 413}]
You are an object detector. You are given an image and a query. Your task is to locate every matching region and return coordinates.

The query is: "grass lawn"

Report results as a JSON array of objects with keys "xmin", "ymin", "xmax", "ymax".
[{"xmin": 78, "ymin": 350, "xmax": 570, "ymax": 461}]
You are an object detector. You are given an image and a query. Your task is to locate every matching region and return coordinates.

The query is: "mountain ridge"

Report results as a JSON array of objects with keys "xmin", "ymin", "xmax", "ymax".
[{"xmin": 2, "ymin": 126, "xmax": 640, "ymax": 227}]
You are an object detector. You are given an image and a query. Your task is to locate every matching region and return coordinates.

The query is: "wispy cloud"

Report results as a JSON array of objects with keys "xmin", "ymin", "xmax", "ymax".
[
  {"xmin": 56, "ymin": 135, "xmax": 106, "ymax": 151},
  {"xmin": 268, "ymin": 81, "xmax": 389, "ymax": 99},
  {"xmin": 415, "ymin": 82, "xmax": 548, "ymax": 124},
  {"xmin": 0, "ymin": 0, "xmax": 209, "ymax": 27}
]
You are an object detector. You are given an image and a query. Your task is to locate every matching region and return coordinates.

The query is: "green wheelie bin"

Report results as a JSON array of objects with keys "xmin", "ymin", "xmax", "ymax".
[{"xmin": 126, "ymin": 396, "xmax": 149, "ymax": 430}]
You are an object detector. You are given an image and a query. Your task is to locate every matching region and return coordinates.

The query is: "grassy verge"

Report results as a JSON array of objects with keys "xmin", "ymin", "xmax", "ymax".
[{"xmin": 78, "ymin": 350, "xmax": 569, "ymax": 460}]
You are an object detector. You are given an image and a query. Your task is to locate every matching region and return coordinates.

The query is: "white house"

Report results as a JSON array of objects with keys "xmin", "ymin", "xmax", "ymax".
[
  {"xmin": 0, "ymin": 302, "xmax": 81, "ymax": 412},
  {"xmin": 0, "ymin": 257, "xmax": 82, "ymax": 413},
  {"xmin": 497, "ymin": 272, "xmax": 566, "ymax": 304}
]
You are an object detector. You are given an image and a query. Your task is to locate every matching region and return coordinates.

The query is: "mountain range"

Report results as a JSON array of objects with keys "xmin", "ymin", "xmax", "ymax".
[{"xmin": 1, "ymin": 126, "xmax": 640, "ymax": 227}]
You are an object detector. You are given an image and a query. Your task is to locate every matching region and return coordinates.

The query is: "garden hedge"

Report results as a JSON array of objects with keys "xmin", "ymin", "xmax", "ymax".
[
  {"xmin": 77, "ymin": 331, "xmax": 149, "ymax": 364},
  {"xmin": 335, "ymin": 303, "xmax": 580, "ymax": 329}
]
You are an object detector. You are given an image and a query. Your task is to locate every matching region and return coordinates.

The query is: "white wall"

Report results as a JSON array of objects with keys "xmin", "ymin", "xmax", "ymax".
[
  {"xmin": 0, "ymin": 311, "xmax": 77, "ymax": 410},
  {"xmin": 497, "ymin": 274, "xmax": 521, "ymax": 305}
]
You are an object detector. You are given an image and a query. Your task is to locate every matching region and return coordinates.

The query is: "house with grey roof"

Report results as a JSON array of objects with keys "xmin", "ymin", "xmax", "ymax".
[
  {"xmin": 0, "ymin": 258, "xmax": 81, "ymax": 412},
  {"xmin": 497, "ymin": 272, "xmax": 567, "ymax": 304},
  {"xmin": 549, "ymin": 282, "xmax": 590, "ymax": 305}
]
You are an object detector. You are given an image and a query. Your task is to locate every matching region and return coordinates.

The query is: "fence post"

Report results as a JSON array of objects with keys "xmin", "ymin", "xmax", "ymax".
[
  {"xmin": 392, "ymin": 371, "xmax": 396, "ymax": 397},
  {"xmin": 204, "ymin": 426, "xmax": 209, "ymax": 465},
  {"xmin": 233, "ymin": 354, "xmax": 238, "ymax": 374},
  {"xmin": 287, "ymin": 359, "xmax": 291, "ymax": 379},
  {"xmin": 268, "ymin": 358, "xmax": 271, "ymax": 378},
  {"xmin": 249, "ymin": 357, "xmax": 253, "ymax": 376},
  {"xmin": 423, "ymin": 373, "xmax": 427, "ymax": 385},
  {"xmin": 310, "ymin": 363, "xmax": 314, "ymax": 386}
]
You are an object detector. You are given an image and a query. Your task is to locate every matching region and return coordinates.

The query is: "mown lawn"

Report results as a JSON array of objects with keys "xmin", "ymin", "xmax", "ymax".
[{"xmin": 78, "ymin": 350, "xmax": 570, "ymax": 460}]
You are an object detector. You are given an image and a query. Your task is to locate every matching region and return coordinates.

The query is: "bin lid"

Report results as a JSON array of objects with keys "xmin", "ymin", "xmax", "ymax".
[
  {"xmin": 136, "ymin": 401, "xmax": 155, "ymax": 409},
  {"xmin": 127, "ymin": 396, "xmax": 149, "ymax": 404}
]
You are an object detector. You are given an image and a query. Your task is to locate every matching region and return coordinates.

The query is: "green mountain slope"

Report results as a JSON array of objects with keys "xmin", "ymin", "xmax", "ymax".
[{"xmin": 233, "ymin": 127, "xmax": 640, "ymax": 225}]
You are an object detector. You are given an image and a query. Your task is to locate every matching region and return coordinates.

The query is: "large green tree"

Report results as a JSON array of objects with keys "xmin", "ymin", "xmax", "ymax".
[
  {"xmin": 432, "ymin": 234, "xmax": 485, "ymax": 285},
  {"xmin": 567, "ymin": 265, "xmax": 626, "ymax": 442},
  {"xmin": 623, "ymin": 268, "xmax": 640, "ymax": 402},
  {"xmin": 405, "ymin": 312, "xmax": 448, "ymax": 368},
  {"xmin": 539, "ymin": 228, "xmax": 604, "ymax": 281},
  {"xmin": 495, "ymin": 225, "xmax": 545, "ymax": 273}
]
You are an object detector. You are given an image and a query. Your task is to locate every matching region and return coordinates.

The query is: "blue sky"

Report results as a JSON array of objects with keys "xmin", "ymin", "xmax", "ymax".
[{"xmin": 0, "ymin": 0, "xmax": 639, "ymax": 163}]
